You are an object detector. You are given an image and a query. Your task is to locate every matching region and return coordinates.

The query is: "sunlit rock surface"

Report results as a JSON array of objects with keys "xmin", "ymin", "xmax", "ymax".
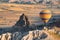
[{"xmin": 0, "ymin": 30, "xmax": 54, "ymax": 40}]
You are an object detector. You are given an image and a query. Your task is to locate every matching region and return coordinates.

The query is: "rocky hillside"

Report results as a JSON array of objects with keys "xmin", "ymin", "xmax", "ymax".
[
  {"xmin": 0, "ymin": 30, "xmax": 55, "ymax": 40},
  {"xmin": 0, "ymin": 3, "xmax": 60, "ymax": 40}
]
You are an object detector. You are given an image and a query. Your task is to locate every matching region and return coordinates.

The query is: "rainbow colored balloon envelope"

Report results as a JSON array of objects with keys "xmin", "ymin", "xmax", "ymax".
[{"xmin": 39, "ymin": 9, "xmax": 52, "ymax": 23}]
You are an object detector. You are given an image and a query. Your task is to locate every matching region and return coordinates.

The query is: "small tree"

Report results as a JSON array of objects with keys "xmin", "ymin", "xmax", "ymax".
[
  {"xmin": 38, "ymin": 0, "xmax": 44, "ymax": 4},
  {"xmin": 25, "ymin": 1, "xmax": 32, "ymax": 4},
  {"xmin": 20, "ymin": 1, "xmax": 25, "ymax": 4}
]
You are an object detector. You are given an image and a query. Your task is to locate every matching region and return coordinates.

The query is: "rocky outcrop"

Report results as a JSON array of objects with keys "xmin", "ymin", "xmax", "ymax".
[{"xmin": 12, "ymin": 14, "xmax": 30, "ymax": 32}]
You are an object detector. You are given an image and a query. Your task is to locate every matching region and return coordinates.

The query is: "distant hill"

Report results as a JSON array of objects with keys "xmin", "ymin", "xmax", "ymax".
[{"xmin": 0, "ymin": 0, "xmax": 59, "ymax": 4}]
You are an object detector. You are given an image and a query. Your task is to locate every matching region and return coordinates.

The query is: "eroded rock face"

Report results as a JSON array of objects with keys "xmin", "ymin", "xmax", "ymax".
[
  {"xmin": 0, "ymin": 33, "xmax": 12, "ymax": 40},
  {"xmin": 0, "ymin": 30, "xmax": 54, "ymax": 40},
  {"xmin": 21, "ymin": 30, "xmax": 48, "ymax": 40}
]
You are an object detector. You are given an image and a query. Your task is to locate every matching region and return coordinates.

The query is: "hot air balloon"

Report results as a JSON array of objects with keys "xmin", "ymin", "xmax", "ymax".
[
  {"xmin": 39, "ymin": 9, "xmax": 52, "ymax": 24},
  {"xmin": 39, "ymin": 9, "xmax": 52, "ymax": 29}
]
